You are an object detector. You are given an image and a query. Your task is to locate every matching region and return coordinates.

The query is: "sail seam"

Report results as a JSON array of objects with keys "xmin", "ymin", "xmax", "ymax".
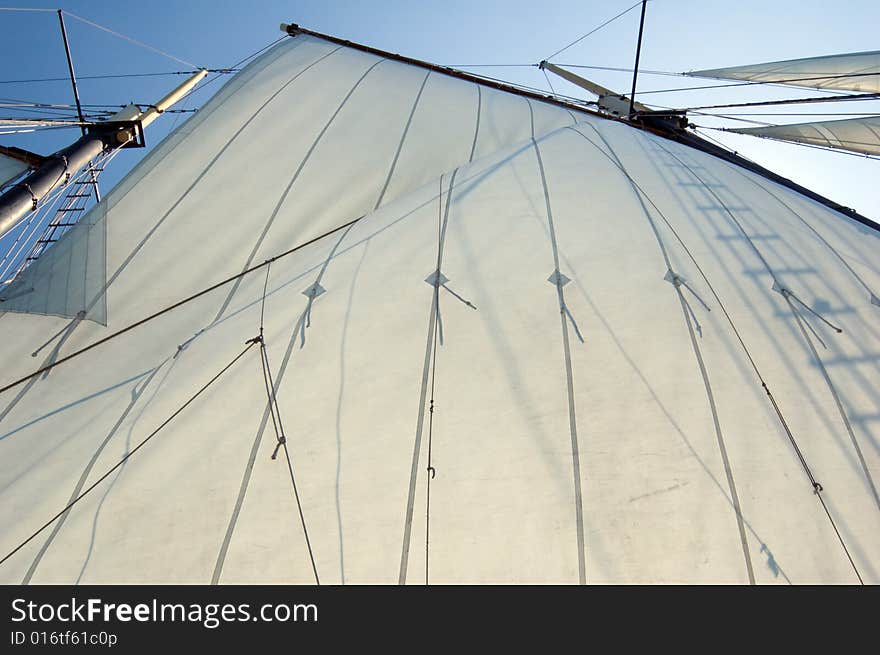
[
  {"xmin": 531, "ymin": 138, "xmax": 587, "ymax": 585},
  {"xmin": 569, "ymin": 123, "xmax": 757, "ymax": 583},
  {"xmin": 653, "ymin": 140, "xmax": 880, "ymax": 516},
  {"xmin": 1, "ymin": 340, "xmax": 258, "ymax": 571},
  {"xmin": 210, "ymin": 56, "xmax": 388, "ymax": 324},
  {"xmin": 21, "ymin": 363, "xmax": 164, "ymax": 583},
  {"xmin": 399, "ymin": 169, "xmax": 460, "ymax": 584},
  {"xmin": 708, "ymin": 156, "xmax": 880, "ymax": 305},
  {"xmin": 211, "ymin": 227, "xmax": 353, "ymax": 584},
  {"xmin": 86, "ymin": 44, "xmax": 345, "ymax": 317}
]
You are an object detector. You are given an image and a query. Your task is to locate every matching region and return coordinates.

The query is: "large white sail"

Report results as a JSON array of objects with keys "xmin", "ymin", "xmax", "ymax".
[
  {"xmin": 688, "ymin": 51, "xmax": 880, "ymax": 93},
  {"xmin": 0, "ymin": 33, "xmax": 878, "ymax": 585},
  {"xmin": 730, "ymin": 116, "xmax": 880, "ymax": 156}
]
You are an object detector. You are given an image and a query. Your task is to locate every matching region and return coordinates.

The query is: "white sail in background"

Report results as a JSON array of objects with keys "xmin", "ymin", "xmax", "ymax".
[
  {"xmin": 731, "ymin": 116, "xmax": 880, "ymax": 156},
  {"xmin": 0, "ymin": 153, "xmax": 28, "ymax": 188},
  {"xmin": 688, "ymin": 50, "xmax": 880, "ymax": 93},
  {"xmin": 0, "ymin": 33, "xmax": 878, "ymax": 585}
]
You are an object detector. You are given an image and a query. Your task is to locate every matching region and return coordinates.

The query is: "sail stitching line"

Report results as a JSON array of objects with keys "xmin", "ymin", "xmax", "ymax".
[
  {"xmin": 646, "ymin": 131, "xmax": 868, "ymax": 576},
  {"xmin": 653, "ymin": 140, "xmax": 880, "ymax": 518},
  {"xmin": 569, "ymin": 122, "xmax": 855, "ymax": 580},
  {"xmin": 216, "ymin": 65, "xmax": 432, "ymax": 583},
  {"xmin": 0, "ymin": 215, "xmax": 363, "ymax": 399},
  {"xmin": 0, "ymin": 310, "xmax": 87, "ymax": 425},
  {"xmin": 374, "ymin": 70, "xmax": 432, "ymax": 208},
  {"xmin": 531, "ymin": 136, "xmax": 588, "ymax": 585},
  {"xmin": 646, "ymin": 142, "xmax": 871, "ymax": 574},
  {"xmin": 633, "ymin": 132, "xmax": 869, "ymax": 578},
  {"xmin": 569, "ymin": 123, "xmax": 757, "ymax": 583},
  {"xmin": 85, "ymin": 44, "xmax": 345, "ymax": 317},
  {"xmin": 0, "ymin": 339, "xmax": 258, "ymax": 570},
  {"xmin": 251, "ymin": 263, "xmax": 320, "ymax": 584},
  {"xmin": 468, "ymin": 85, "xmax": 482, "ymax": 163},
  {"xmin": 713, "ymin": 154, "xmax": 880, "ymax": 307},
  {"xmin": 399, "ymin": 167, "xmax": 463, "ymax": 584},
  {"xmin": 21, "ymin": 362, "xmax": 165, "ymax": 583},
  {"xmin": 210, "ymin": 56, "xmax": 388, "ymax": 324},
  {"xmin": 425, "ymin": 176, "xmax": 445, "ymax": 585},
  {"xmin": 784, "ymin": 294, "xmax": 867, "ymax": 584},
  {"xmin": 212, "ymin": 226, "xmax": 353, "ymax": 584}
]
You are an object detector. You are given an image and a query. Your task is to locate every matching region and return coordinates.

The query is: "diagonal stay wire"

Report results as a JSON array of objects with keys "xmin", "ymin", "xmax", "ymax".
[
  {"xmin": 0, "ymin": 71, "xmax": 234, "ymax": 85},
  {"xmin": 696, "ymin": 126, "xmax": 880, "ymax": 161},
  {"xmin": 172, "ymin": 36, "xmax": 289, "ymax": 107},
  {"xmin": 424, "ymin": 175, "xmax": 444, "ymax": 585},
  {"xmin": 542, "ymin": 67, "xmax": 559, "ymax": 97},
  {"xmin": 62, "ymin": 10, "xmax": 201, "ymax": 69},
  {"xmin": 544, "ymin": 1, "xmax": 644, "ymax": 61},
  {"xmin": 254, "ymin": 261, "xmax": 320, "ymax": 584},
  {"xmin": 0, "ymin": 216, "xmax": 363, "ymax": 398},
  {"xmin": 568, "ymin": 123, "xmax": 864, "ymax": 579},
  {"xmin": 0, "ymin": 339, "xmax": 258, "ymax": 569},
  {"xmin": 685, "ymin": 91, "xmax": 880, "ymax": 111}
]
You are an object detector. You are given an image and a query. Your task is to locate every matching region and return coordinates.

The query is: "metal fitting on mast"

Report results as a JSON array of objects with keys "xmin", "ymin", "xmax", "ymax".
[{"xmin": 0, "ymin": 68, "xmax": 208, "ymax": 241}]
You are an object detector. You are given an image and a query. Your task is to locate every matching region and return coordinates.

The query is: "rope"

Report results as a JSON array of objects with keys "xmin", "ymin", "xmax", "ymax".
[
  {"xmin": 542, "ymin": 68, "xmax": 559, "ymax": 97},
  {"xmin": 170, "ymin": 36, "xmax": 288, "ymax": 108},
  {"xmin": 424, "ymin": 176, "xmax": 445, "ymax": 585},
  {"xmin": 424, "ymin": 288, "xmax": 439, "ymax": 585},
  {"xmin": 442, "ymin": 64, "xmax": 535, "ymax": 68},
  {"xmin": 0, "ymin": 216, "xmax": 363, "ymax": 398},
  {"xmin": 0, "ymin": 70, "xmax": 235, "ymax": 85},
  {"xmin": 784, "ymin": 296, "xmax": 866, "ymax": 585},
  {"xmin": 440, "ymin": 283, "xmax": 477, "ymax": 310},
  {"xmin": 544, "ymin": 1, "xmax": 644, "ymax": 61},
  {"xmin": 0, "ymin": 339, "xmax": 257, "ymax": 569},
  {"xmin": 685, "ymin": 91, "xmax": 880, "ymax": 111},
  {"xmin": 569, "ymin": 123, "xmax": 863, "ymax": 579},
  {"xmin": 634, "ymin": 71, "xmax": 880, "ymax": 96},
  {"xmin": 650, "ymin": 138, "xmax": 875, "ymax": 564},
  {"xmin": 698, "ymin": 126, "xmax": 880, "ymax": 161},
  {"xmin": 452, "ymin": 69, "xmax": 597, "ymax": 106},
  {"xmin": 252, "ymin": 262, "xmax": 320, "ymax": 585},
  {"xmin": 552, "ymin": 64, "xmax": 855, "ymax": 96},
  {"xmin": 62, "ymin": 11, "xmax": 201, "ymax": 69}
]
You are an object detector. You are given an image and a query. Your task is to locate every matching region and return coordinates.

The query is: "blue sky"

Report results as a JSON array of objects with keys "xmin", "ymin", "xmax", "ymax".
[{"xmin": 1, "ymin": 0, "xmax": 878, "ymax": 224}]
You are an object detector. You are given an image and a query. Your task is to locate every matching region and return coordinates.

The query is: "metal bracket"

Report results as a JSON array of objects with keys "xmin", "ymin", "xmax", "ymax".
[{"xmin": 88, "ymin": 119, "xmax": 146, "ymax": 149}]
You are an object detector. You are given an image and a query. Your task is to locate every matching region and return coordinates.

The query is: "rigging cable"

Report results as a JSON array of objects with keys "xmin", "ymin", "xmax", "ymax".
[
  {"xmin": 253, "ymin": 262, "xmax": 321, "ymax": 584},
  {"xmin": 694, "ymin": 126, "xmax": 880, "ymax": 161},
  {"xmin": 684, "ymin": 91, "xmax": 880, "ymax": 112},
  {"xmin": 544, "ymin": 0, "xmax": 644, "ymax": 61},
  {"xmin": 542, "ymin": 67, "xmax": 559, "ymax": 97},
  {"xmin": 569, "ymin": 123, "xmax": 865, "ymax": 582},
  {"xmin": 424, "ymin": 177, "xmax": 444, "ymax": 585},
  {"xmin": 634, "ymin": 71, "xmax": 880, "ymax": 96},
  {"xmin": 0, "ymin": 216, "xmax": 363, "ymax": 396},
  {"xmin": 646, "ymin": 138, "xmax": 869, "ymax": 580},
  {"xmin": 61, "ymin": 10, "xmax": 201, "ymax": 69},
  {"xmin": 551, "ymin": 64, "xmax": 856, "ymax": 96},
  {"xmin": 172, "ymin": 36, "xmax": 289, "ymax": 107},
  {"xmin": 0, "ymin": 70, "xmax": 236, "ymax": 85},
  {"xmin": 0, "ymin": 339, "xmax": 258, "ymax": 568}
]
